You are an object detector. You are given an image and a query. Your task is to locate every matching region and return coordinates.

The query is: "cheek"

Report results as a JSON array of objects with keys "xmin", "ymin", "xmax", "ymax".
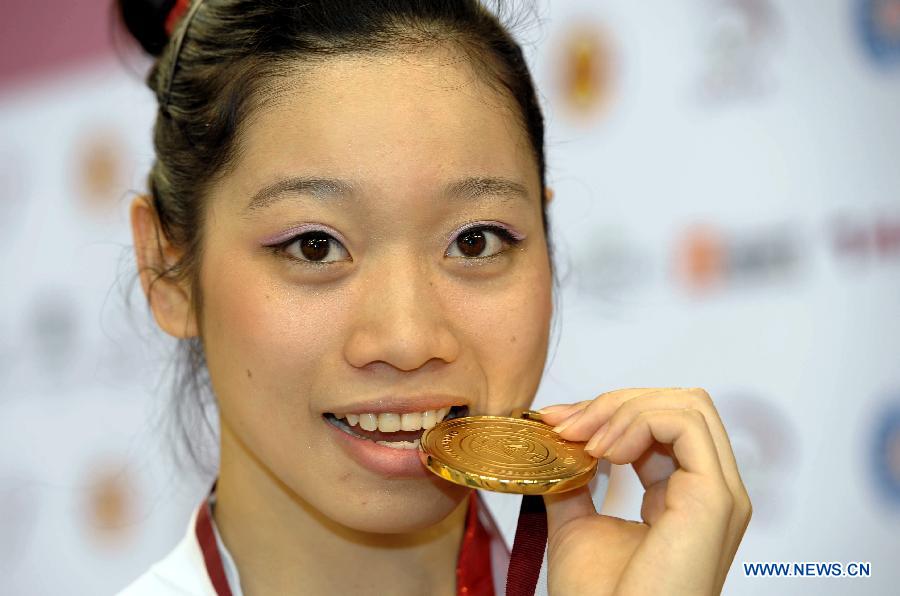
[
  {"xmin": 496, "ymin": 269, "xmax": 552, "ymax": 365},
  {"xmin": 447, "ymin": 258, "xmax": 553, "ymax": 411},
  {"xmin": 198, "ymin": 252, "xmax": 348, "ymax": 411}
]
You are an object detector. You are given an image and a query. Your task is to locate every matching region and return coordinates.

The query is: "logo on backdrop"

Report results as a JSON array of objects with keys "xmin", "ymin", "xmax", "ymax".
[
  {"xmin": 829, "ymin": 211, "xmax": 900, "ymax": 266},
  {"xmin": 856, "ymin": 0, "xmax": 900, "ymax": 68},
  {"xmin": 552, "ymin": 20, "xmax": 617, "ymax": 125},
  {"xmin": 716, "ymin": 394, "xmax": 796, "ymax": 526},
  {"xmin": 73, "ymin": 128, "xmax": 128, "ymax": 217},
  {"xmin": 82, "ymin": 461, "xmax": 137, "ymax": 547},
  {"xmin": 25, "ymin": 289, "xmax": 80, "ymax": 388},
  {"xmin": 695, "ymin": 0, "xmax": 781, "ymax": 103},
  {"xmin": 870, "ymin": 398, "xmax": 900, "ymax": 506},
  {"xmin": 674, "ymin": 223, "xmax": 803, "ymax": 294}
]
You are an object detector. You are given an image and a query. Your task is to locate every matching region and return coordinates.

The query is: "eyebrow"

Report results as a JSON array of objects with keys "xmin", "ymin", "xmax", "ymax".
[{"xmin": 242, "ymin": 175, "xmax": 530, "ymax": 214}]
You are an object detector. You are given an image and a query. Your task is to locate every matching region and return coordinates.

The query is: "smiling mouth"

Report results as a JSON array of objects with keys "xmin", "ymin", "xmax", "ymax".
[{"xmin": 324, "ymin": 406, "xmax": 469, "ymax": 449}]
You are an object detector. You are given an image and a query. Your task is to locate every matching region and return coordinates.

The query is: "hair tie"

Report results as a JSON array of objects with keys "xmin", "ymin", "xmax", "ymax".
[
  {"xmin": 164, "ymin": 0, "xmax": 192, "ymax": 36},
  {"xmin": 161, "ymin": 0, "xmax": 206, "ymax": 116}
]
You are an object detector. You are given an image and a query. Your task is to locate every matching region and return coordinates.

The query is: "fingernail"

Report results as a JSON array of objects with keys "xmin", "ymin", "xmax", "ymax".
[
  {"xmin": 552, "ymin": 409, "xmax": 583, "ymax": 433},
  {"xmin": 584, "ymin": 422, "xmax": 610, "ymax": 452},
  {"xmin": 537, "ymin": 404, "xmax": 572, "ymax": 414}
]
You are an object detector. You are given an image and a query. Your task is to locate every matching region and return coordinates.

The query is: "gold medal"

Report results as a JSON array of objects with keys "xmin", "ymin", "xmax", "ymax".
[{"xmin": 418, "ymin": 414, "xmax": 598, "ymax": 494}]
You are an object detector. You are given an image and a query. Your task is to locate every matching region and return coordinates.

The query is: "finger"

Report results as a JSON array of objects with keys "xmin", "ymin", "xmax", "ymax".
[
  {"xmin": 543, "ymin": 484, "xmax": 596, "ymax": 537},
  {"xmin": 550, "ymin": 389, "xmax": 750, "ymax": 546},
  {"xmin": 552, "ymin": 388, "xmax": 676, "ymax": 438},
  {"xmin": 669, "ymin": 389, "xmax": 745, "ymax": 497},
  {"xmin": 677, "ymin": 392, "xmax": 751, "ymax": 591},
  {"xmin": 578, "ymin": 389, "xmax": 744, "ymax": 499},
  {"xmin": 536, "ymin": 400, "xmax": 591, "ymax": 425},
  {"xmin": 603, "ymin": 407, "xmax": 735, "ymax": 570},
  {"xmin": 546, "ymin": 387, "xmax": 692, "ymax": 433},
  {"xmin": 671, "ymin": 393, "xmax": 752, "ymax": 594},
  {"xmin": 552, "ymin": 389, "xmax": 691, "ymax": 493},
  {"xmin": 631, "ymin": 442, "xmax": 678, "ymax": 491},
  {"xmin": 640, "ymin": 476, "xmax": 669, "ymax": 526},
  {"xmin": 603, "ymin": 408, "xmax": 726, "ymax": 484}
]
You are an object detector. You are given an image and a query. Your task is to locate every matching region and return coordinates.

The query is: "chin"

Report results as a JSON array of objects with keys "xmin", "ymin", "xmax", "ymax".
[{"xmin": 316, "ymin": 476, "xmax": 471, "ymax": 535}]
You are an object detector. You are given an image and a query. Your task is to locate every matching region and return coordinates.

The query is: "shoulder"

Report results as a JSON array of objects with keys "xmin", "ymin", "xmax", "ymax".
[{"xmin": 117, "ymin": 507, "xmax": 215, "ymax": 596}]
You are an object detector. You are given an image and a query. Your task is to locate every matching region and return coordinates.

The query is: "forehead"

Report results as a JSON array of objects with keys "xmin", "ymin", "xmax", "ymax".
[{"xmin": 229, "ymin": 46, "xmax": 538, "ymax": 200}]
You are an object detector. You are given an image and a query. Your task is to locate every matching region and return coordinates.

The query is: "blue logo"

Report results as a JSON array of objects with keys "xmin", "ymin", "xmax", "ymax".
[
  {"xmin": 856, "ymin": 0, "xmax": 900, "ymax": 68},
  {"xmin": 871, "ymin": 400, "xmax": 900, "ymax": 506}
]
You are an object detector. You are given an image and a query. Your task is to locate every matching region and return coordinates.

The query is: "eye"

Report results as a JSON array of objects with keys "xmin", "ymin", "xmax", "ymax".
[
  {"xmin": 446, "ymin": 225, "xmax": 523, "ymax": 259},
  {"xmin": 277, "ymin": 231, "xmax": 350, "ymax": 264}
]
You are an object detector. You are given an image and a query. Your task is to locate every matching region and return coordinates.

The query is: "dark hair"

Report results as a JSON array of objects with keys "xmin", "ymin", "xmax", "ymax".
[{"xmin": 116, "ymin": 0, "xmax": 558, "ymax": 473}]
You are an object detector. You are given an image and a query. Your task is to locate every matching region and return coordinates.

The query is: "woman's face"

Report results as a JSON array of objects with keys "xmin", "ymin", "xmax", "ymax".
[{"xmin": 197, "ymin": 46, "xmax": 553, "ymax": 533}]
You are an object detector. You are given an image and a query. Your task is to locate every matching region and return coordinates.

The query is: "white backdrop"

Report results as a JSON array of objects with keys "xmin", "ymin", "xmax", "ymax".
[{"xmin": 0, "ymin": 1, "xmax": 898, "ymax": 594}]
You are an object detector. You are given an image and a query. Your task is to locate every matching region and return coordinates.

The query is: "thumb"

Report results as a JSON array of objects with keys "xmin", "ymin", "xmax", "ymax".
[{"xmin": 543, "ymin": 485, "xmax": 596, "ymax": 537}]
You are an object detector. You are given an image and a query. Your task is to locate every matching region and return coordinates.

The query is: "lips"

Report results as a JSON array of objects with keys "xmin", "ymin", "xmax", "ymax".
[{"xmin": 322, "ymin": 404, "xmax": 469, "ymax": 478}]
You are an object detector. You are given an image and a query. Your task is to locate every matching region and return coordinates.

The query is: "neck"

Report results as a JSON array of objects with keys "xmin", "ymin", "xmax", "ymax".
[{"xmin": 213, "ymin": 420, "xmax": 467, "ymax": 596}]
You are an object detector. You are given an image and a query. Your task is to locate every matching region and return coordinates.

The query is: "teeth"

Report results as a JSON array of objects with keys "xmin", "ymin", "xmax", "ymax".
[
  {"xmin": 336, "ymin": 408, "xmax": 456, "ymax": 432},
  {"xmin": 359, "ymin": 413, "xmax": 378, "ymax": 432},
  {"xmin": 375, "ymin": 439, "xmax": 421, "ymax": 450},
  {"xmin": 377, "ymin": 413, "xmax": 401, "ymax": 433},
  {"xmin": 400, "ymin": 412, "xmax": 422, "ymax": 431}
]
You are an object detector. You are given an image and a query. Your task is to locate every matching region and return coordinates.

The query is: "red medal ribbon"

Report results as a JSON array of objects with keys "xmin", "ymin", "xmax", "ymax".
[
  {"xmin": 194, "ymin": 485, "xmax": 234, "ymax": 596},
  {"xmin": 505, "ymin": 495, "xmax": 548, "ymax": 596},
  {"xmin": 457, "ymin": 493, "xmax": 495, "ymax": 595}
]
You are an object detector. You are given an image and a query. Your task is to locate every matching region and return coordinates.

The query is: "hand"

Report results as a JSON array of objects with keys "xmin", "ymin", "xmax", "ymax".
[{"xmin": 538, "ymin": 388, "xmax": 752, "ymax": 595}]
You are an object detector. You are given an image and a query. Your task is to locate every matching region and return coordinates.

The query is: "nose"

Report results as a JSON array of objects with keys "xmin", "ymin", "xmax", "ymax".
[{"xmin": 343, "ymin": 256, "xmax": 461, "ymax": 372}]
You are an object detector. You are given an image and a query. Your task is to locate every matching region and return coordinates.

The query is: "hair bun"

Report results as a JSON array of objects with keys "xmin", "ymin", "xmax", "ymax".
[{"xmin": 117, "ymin": 0, "xmax": 179, "ymax": 57}]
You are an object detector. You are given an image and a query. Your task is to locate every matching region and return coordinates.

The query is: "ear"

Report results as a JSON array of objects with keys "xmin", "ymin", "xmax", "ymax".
[
  {"xmin": 130, "ymin": 194, "xmax": 199, "ymax": 339},
  {"xmin": 543, "ymin": 186, "xmax": 555, "ymax": 204}
]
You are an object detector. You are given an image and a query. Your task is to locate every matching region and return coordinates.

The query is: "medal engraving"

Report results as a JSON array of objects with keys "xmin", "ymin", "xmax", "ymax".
[{"xmin": 419, "ymin": 416, "xmax": 598, "ymax": 494}]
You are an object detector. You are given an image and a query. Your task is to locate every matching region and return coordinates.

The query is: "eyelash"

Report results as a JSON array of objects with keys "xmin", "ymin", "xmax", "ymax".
[
  {"xmin": 448, "ymin": 224, "xmax": 524, "ymax": 262},
  {"xmin": 269, "ymin": 224, "xmax": 523, "ymax": 266}
]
